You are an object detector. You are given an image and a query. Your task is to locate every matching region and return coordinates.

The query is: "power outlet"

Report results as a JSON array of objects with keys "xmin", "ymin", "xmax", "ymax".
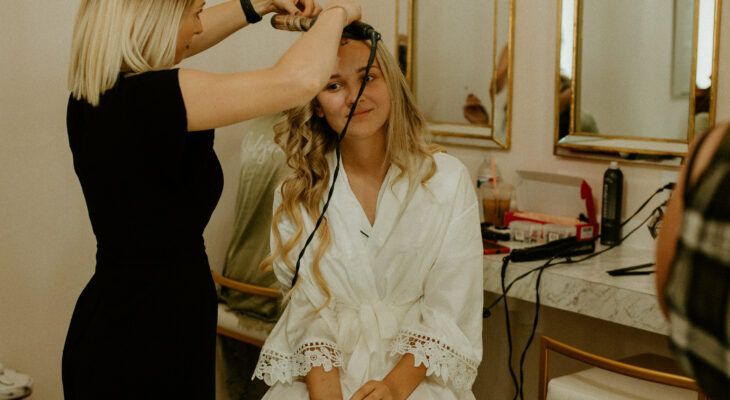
[{"xmin": 661, "ymin": 170, "xmax": 679, "ymax": 203}]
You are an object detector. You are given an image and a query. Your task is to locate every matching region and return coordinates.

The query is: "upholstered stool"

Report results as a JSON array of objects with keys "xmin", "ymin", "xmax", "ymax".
[
  {"xmin": 216, "ymin": 302, "xmax": 276, "ymax": 347},
  {"xmin": 539, "ymin": 336, "xmax": 705, "ymax": 400}
]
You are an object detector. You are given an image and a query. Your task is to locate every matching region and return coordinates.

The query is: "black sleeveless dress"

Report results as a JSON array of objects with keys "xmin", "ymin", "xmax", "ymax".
[{"xmin": 62, "ymin": 69, "xmax": 222, "ymax": 399}]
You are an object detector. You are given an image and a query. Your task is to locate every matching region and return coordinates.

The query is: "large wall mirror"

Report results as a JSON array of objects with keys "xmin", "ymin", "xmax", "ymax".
[
  {"xmin": 554, "ymin": 0, "xmax": 722, "ymax": 164},
  {"xmin": 396, "ymin": 0, "xmax": 514, "ymax": 149}
]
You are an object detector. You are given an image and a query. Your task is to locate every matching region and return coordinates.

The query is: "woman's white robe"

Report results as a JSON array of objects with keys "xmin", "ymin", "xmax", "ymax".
[{"xmin": 253, "ymin": 152, "xmax": 483, "ymax": 399}]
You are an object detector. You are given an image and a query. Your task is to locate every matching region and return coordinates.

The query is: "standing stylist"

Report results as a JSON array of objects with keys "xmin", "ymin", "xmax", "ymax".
[{"xmin": 62, "ymin": 0, "xmax": 361, "ymax": 398}]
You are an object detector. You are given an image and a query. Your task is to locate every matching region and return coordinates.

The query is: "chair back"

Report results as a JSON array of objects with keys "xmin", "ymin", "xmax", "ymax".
[
  {"xmin": 538, "ymin": 336, "xmax": 706, "ymax": 400},
  {"xmin": 211, "ymin": 270, "xmax": 278, "ymax": 347}
]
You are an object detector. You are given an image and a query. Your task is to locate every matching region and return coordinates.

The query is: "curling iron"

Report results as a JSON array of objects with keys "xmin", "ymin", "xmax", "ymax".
[{"xmin": 271, "ymin": 14, "xmax": 381, "ymax": 41}]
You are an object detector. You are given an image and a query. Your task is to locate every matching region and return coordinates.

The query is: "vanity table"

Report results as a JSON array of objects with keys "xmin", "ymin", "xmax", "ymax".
[
  {"xmin": 482, "ymin": 242, "xmax": 666, "ymax": 334},
  {"xmin": 475, "ymin": 241, "xmax": 672, "ymax": 399}
]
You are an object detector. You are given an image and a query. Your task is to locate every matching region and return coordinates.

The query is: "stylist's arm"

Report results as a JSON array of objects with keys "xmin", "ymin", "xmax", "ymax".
[
  {"xmin": 181, "ymin": 0, "xmax": 322, "ymax": 59},
  {"xmin": 180, "ymin": 0, "xmax": 361, "ymax": 131}
]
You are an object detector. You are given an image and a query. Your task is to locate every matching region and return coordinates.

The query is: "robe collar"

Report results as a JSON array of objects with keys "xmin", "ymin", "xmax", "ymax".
[{"xmin": 325, "ymin": 151, "xmax": 416, "ymax": 258}]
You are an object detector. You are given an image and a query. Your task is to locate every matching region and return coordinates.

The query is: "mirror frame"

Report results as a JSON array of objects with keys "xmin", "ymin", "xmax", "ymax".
[
  {"xmin": 554, "ymin": 0, "xmax": 723, "ymax": 161},
  {"xmin": 396, "ymin": 0, "xmax": 515, "ymax": 149}
]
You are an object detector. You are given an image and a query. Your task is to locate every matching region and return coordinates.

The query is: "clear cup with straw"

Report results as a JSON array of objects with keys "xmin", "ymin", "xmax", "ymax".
[{"xmin": 481, "ymin": 157, "xmax": 514, "ymax": 226}]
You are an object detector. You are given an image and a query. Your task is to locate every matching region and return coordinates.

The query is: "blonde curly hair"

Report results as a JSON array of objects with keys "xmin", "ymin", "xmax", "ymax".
[{"xmin": 262, "ymin": 41, "xmax": 442, "ymax": 311}]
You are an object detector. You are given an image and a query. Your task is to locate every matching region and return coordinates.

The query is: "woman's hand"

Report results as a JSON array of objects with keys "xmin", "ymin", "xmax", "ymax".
[
  {"xmin": 266, "ymin": 0, "xmax": 321, "ymax": 17},
  {"xmin": 463, "ymin": 93, "xmax": 489, "ymax": 124},
  {"xmin": 306, "ymin": 365, "xmax": 344, "ymax": 400},
  {"xmin": 349, "ymin": 380, "xmax": 394, "ymax": 400}
]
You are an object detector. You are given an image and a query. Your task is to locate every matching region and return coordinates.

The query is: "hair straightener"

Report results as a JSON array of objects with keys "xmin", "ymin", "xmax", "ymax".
[{"xmin": 508, "ymin": 236, "xmax": 595, "ymax": 262}]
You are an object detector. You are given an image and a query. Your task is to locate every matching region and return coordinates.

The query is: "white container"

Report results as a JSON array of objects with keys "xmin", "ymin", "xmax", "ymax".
[
  {"xmin": 542, "ymin": 224, "xmax": 575, "ymax": 242},
  {"xmin": 0, "ymin": 363, "xmax": 33, "ymax": 400},
  {"xmin": 510, "ymin": 220, "xmax": 543, "ymax": 243}
]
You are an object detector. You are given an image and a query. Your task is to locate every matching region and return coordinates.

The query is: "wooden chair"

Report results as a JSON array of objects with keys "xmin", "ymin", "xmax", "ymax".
[
  {"xmin": 211, "ymin": 270, "xmax": 279, "ymax": 347},
  {"xmin": 539, "ymin": 336, "xmax": 706, "ymax": 400}
]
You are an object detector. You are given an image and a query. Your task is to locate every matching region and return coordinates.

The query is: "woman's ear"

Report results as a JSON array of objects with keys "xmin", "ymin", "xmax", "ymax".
[{"xmin": 313, "ymin": 100, "xmax": 325, "ymax": 118}]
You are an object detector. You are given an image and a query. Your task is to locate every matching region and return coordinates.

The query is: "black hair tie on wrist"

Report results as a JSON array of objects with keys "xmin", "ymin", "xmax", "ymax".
[{"xmin": 240, "ymin": 0, "xmax": 262, "ymax": 23}]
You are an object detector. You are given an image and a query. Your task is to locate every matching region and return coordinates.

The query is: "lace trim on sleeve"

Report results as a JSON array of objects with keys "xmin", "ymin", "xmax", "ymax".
[
  {"xmin": 253, "ymin": 340, "xmax": 342, "ymax": 386},
  {"xmin": 389, "ymin": 329, "xmax": 479, "ymax": 392}
]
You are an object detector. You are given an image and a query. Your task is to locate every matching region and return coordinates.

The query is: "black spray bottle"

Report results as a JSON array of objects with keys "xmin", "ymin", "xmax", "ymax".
[{"xmin": 600, "ymin": 161, "xmax": 623, "ymax": 245}]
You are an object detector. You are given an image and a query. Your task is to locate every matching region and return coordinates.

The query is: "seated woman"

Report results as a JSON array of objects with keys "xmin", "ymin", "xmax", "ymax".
[{"xmin": 253, "ymin": 38, "xmax": 484, "ymax": 399}]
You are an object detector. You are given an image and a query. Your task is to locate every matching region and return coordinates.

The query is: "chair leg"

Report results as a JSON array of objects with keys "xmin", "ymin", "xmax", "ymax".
[{"xmin": 538, "ymin": 337, "xmax": 549, "ymax": 400}]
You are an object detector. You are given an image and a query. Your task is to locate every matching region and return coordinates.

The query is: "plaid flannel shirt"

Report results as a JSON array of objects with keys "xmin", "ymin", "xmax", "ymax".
[{"xmin": 665, "ymin": 125, "xmax": 730, "ymax": 399}]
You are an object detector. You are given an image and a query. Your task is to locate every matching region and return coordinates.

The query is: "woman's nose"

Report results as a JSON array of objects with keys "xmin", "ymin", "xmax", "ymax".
[{"xmin": 346, "ymin": 88, "xmax": 361, "ymax": 108}]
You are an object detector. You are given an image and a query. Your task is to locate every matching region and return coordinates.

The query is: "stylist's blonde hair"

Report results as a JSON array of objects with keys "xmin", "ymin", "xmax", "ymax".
[
  {"xmin": 263, "ymin": 40, "xmax": 442, "ymax": 311},
  {"xmin": 68, "ymin": 0, "xmax": 195, "ymax": 106}
]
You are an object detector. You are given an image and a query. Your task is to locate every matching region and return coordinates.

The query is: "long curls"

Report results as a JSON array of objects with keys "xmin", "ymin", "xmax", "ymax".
[
  {"xmin": 261, "ymin": 103, "xmax": 339, "ymax": 311},
  {"xmin": 261, "ymin": 42, "xmax": 442, "ymax": 312}
]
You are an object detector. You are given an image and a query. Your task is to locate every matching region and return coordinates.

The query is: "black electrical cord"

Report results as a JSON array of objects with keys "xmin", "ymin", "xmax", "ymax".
[
  {"xmin": 491, "ymin": 183, "xmax": 672, "ymax": 400},
  {"xmin": 290, "ymin": 30, "xmax": 381, "ymax": 288},
  {"xmin": 620, "ymin": 182, "xmax": 673, "ymax": 227},
  {"xmin": 513, "ymin": 205, "xmax": 663, "ymax": 399},
  {"xmin": 500, "ymin": 256, "xmax": 519, "ymax": 398},
  {"xmin": 499, "ymin": 201, "xmax": 665, "ymax": 312},
  {"xmin": 517, "ymin": 266, "xmax": 544, "ymax": 400},
  {"xmin": 502, "ymin": 237, "xmax": 593, "ymax": 400},
  {"xmin": 485, "ymin": 183, "xmax": 672, "ymax": 315}
]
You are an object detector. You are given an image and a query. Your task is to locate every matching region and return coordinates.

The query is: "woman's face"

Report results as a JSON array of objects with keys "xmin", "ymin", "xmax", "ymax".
[
  {"xmin": 175, "ymin": 0, "xmax": 205, "ymax": 64},
  {"xmin": 315, "ymin": 40, "xmax": 391, "ymax": 141}
]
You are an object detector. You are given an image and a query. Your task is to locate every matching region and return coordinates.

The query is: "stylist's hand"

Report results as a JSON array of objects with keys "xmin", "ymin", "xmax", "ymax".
[
  {"xmin": 349, "ymin": 380, "xmax": 394, "ymax": 400},
  {"xmin": 267, "ymin": 0, "xmax": 321, "ymax": 17},
  {"xmin": 463, "ymin": 93, "xmax": 489, "ymax": 124},
  {"xmin": 323, "ymin": 0, "xmax": 362, "ymax": 25}
]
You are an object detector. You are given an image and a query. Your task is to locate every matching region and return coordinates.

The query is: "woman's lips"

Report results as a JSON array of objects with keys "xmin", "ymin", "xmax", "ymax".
[{"xmin": 351, "ymin": 109, "xmax": 372, "ymax": 118}]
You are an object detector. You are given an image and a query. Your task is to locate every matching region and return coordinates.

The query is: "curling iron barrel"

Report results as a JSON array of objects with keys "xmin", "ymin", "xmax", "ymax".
[{"xmin": 270, "ymin": 15, "xmax": 380, "ymax": 41}]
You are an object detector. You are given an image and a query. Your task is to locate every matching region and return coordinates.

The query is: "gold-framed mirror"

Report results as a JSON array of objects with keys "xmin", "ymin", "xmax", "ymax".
[
  {"xmin": 554, "ymin": 0, "xmax": 722, "ymax": 164},
  {"xmin": 396, "ymin": 0, "xmax": 515, "ymax": 149}
]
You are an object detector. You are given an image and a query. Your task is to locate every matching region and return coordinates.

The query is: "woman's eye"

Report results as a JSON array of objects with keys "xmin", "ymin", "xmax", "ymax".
[
  {"xmin": 364, "ymin": 75, "xmax": 375, "ymax": 83},
  {"xmin": 326, "ymin": 82, "xmax": 341, "ymax": 91}
]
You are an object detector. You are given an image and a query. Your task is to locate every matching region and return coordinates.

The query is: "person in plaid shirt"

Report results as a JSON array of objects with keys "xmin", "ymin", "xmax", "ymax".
[{"xmin": 657, "ymin": 121, "xmax": 730, "ymax": 399}]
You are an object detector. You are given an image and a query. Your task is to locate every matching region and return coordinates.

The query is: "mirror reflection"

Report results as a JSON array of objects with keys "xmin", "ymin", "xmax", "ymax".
[
  {"xmin": 397, "ymin": 0, "xmax": 513, "ymax": 148},
  {"xmin": 694, "ymin": 0, "xmax": 717, "ymax": 135},
  {"xmin": 555, "ymin": 0, "xmax": 721, "ymax": 160},
  {"xmin": 396, "ymin": 0, "xmax": 410, "ymax": 79}
]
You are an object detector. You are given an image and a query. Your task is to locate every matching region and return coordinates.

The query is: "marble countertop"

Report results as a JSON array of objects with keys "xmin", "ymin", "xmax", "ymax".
[{"xmin": 483, "ymin": 242, "xmax": 667, "ymax": 334}]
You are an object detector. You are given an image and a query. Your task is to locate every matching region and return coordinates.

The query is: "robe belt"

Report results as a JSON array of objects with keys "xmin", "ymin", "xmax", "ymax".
[
  {"xmin": 336, "ymin": 301, "xmax": 411, "ymax": 353},
  {"xmin": 335, "ymin": 301, "xmax": 413, "ymax": 387}
]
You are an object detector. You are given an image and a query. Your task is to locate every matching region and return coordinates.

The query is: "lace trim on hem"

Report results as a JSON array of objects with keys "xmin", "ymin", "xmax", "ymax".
[
  {"xmin": 253, "ymin": 340, "xmax": 342, "ymax": 386},
  {"xmin": 389, "ymin": 329, "xmax": 478, "ymax": 391}
]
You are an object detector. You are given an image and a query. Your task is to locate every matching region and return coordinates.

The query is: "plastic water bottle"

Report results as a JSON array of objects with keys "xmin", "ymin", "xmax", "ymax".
[
  {"xmin": 476, "ymin": 156, "xmax": 491, "ymax": 190},
  {"xmin": 476, "ymin": 157, "xmax": 492, "ymax": 222},
  {"xmin": 600, "ymin": 161, "xmax": 623, "ymax": 245}
]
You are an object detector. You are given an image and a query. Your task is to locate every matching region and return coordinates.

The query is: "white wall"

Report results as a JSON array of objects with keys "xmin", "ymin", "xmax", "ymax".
[
  {"xmin": 1, "ymin": 2, "xmax": 96, "ymax": 398},
  {"xmin": 1, "ymin": 1, "xmax": 728, "ymax": 399}
]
